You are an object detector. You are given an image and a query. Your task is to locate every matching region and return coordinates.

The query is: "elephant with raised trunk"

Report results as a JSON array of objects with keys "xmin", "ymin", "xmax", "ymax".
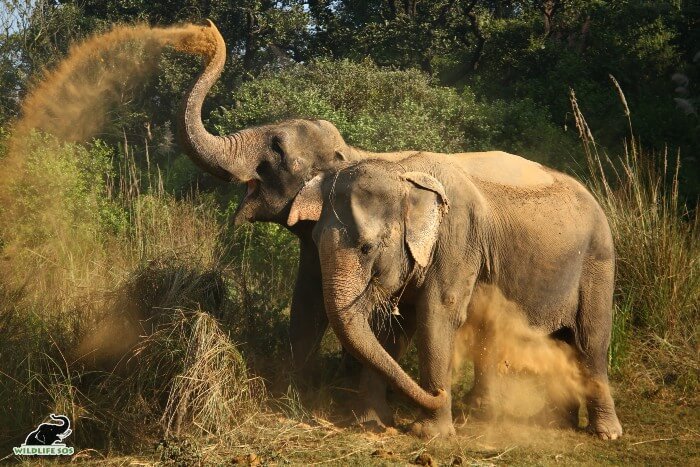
[
  {"xmin": 287, "ymin": 152, "xmax": 623, "ymax": 439},
  {"xmin": 178, "ymin": 20, "xmax": 418, "ymax": 427},
  {"xmin": 177, "ymin": 21, "xmax": 622, "ymax": 438}
]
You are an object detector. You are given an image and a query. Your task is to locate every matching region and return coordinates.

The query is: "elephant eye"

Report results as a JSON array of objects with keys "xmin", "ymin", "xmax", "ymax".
[{"xmin": 360, "ymin": 243, "xmax": 373, "ymax": 255}]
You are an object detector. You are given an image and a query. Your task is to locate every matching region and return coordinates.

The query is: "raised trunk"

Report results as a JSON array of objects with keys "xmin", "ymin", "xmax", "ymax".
[
  {"xmin": 50, "ymin": 414, "xmax": 69, "ymax": 428},
  {"xmin": 178, "ymin": 20, "xmax": 255, "ymax": 182},
  {"xmin": 320, "ymin": 234, "xmax": 446, "ymax": 411}
]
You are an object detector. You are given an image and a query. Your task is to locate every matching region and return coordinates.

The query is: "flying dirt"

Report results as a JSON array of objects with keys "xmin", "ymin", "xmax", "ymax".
[
  {"xmin": 453, "ymin": 286, "xmax": 587, "ymax": 425},
  {"xmin": 1, "ymin": 21, "xmax": 217, "ymax": 213},
  {"xmin": 0, "ymin": 21, "xmax": 218, "ymax": 363}
]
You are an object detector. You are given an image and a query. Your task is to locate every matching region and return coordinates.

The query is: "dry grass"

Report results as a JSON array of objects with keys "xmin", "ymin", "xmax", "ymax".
[{"xmin": 570, "ymin": 87, "xmax": 700, "ymax": 351}]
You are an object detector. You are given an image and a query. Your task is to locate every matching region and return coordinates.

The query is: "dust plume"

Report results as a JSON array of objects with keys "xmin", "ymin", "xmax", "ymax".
[
  {"xmin": 0, "ymin": 21, "xmax": 220, "ymax": 358},
  {"xmin": 13, "ymin": 21, "xmax": 216, "ymax": 141},
  {"xmin": 0, "ymin": 20, "xmax": 218, "ymax": 212},
  {"xmin": 0, "ymin": 19, "xmax": 218, "ymax": 248},
  {"xmin": 454, "ymin": 286, "xmax": 587, "ymax": 425}
]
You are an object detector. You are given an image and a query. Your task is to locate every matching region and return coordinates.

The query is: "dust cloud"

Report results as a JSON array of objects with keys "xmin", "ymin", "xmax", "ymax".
[
  {"xmin": 453, "ymin": 286, "xmax": 587, "ymax": 426},
  {"xmin": 1, "ymin": 21, "xmax": 217, "ymax": 209},
  {"xmin": 0, "ymin": 21, "xmax": 218, "ymax": 365}
]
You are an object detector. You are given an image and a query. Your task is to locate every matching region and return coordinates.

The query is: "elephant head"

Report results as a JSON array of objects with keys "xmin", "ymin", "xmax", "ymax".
[
  {"xmin": 48, "ymin": 414, "xmax": 70, "ymax": 430},
  {"xmin": 178, "ymin": 20, "xmax": 355, "ymax": 226},
  {"xmin": 287, "ymin": 161, "xmax": 450, "ymax": 410}
]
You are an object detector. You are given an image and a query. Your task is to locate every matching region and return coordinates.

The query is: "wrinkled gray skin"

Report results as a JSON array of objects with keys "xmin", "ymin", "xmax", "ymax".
[
  {"xmin": 178, "ymin": 21, "xmax": 415, "ymax": 426},
  {"xmin": 179, "ymin": 22, "xmax": 622, "ymax": 439},
  {"xmin": 288, "ymin": 153, "xmax": 623, "ymax": 439}
]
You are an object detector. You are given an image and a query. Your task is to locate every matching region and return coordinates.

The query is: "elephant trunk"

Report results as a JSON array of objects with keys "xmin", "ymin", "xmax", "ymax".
[
  {"xmin": 50, "ymin": 414, "xmax": 69, "ymax": 429},
  {"xmin": 177, "ymin": 20, "xmax": 256, "ymax": 182},
  {"xmin": 319, "ymin": 232, "xmax": 446, "ymax": 411}
]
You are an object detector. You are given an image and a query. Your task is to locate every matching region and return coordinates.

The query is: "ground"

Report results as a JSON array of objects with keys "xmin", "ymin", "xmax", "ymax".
[{"xmin": 71, "ymin": 358, "xmax": 698, "ymax": 466}]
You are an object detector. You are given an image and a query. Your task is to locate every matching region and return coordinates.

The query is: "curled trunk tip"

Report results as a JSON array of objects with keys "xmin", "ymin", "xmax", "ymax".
[{"xmin": 429, "ymin": 389, "xmax": 448, "ymax": 410}]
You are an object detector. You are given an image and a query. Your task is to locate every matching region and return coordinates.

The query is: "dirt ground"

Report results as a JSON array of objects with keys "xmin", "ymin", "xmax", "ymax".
[{"xmin": 76, "ymin": 375, "xmax": 698, "ymax": 466}]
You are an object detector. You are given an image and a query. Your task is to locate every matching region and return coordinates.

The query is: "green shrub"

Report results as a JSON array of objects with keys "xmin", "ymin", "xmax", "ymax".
[{"xmin": 211, "ymin": 59, "xmax": 579, "ymax": 167}]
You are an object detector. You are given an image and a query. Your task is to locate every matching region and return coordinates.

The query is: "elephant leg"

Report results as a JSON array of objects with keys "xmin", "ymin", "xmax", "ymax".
[
  {"xmin": 289, "ymin": 236, "xmax": 328, "ymax": 378},
  {"xmin": 539, "ymin": 327, "xmax": 582, "ymax": 429},
  {"xmin": 460, "ymin": 299, "xmax": 496, "ymax": 419},
  {"xmin": 465, "ymin": 329, "xmax": 496, "ymax": 418},
  {"xmin": 577, "ymin": 257, "xmax": 622, "ymax": 440},
  {"xmin": 355, "ymin": 305, "xmax": 417, "ymax": 429},
  {"xmin": 411, "ymin": 303, "xmax": 458, "ymax": 437}
]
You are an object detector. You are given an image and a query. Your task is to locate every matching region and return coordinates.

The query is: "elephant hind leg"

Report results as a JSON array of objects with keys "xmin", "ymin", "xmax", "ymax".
[
  {"xmin": 575, "ymin": 257, "xmax": 622, "ymax": 440},
  {"xmin": 536, "ymin": 326, "xmax": 582, "ymax": 429}
]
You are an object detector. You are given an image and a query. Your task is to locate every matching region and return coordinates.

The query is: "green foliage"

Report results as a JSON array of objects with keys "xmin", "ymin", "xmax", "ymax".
[
  {"xmin": 573, "ymin": 96, "xmax": 700, "ymax": 346},
  {"xmin": 5, "ymin": 135, "xmax": 126, "ymax": 246},
  {"xmin": 211, "ymin": 59, "xmax": 578, "ymax": 166},
  {"xmin": 213, "ymin": 59, "xmax": 485, "ymax": 152},
  {"xmin": 609, "ymin": 299, "xmax": 632, "ymax": 373},
  {"xmin": 472, "ymin": 1, "xmax": 696, "ymax": 186}
]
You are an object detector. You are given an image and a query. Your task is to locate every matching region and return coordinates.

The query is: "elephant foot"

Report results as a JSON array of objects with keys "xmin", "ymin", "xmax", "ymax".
[
  {"xmin": 353, "ymin": 404, "xmax": 395, "ymax": 431},
  {"xmin": 588, "ymin": 409, "xmax": 623, "ymax": 440},
  {"xmin": 410, "ymin": 417, "xmax": 455, "ymax": 438},
  {"xmin": 586, "ymin": 379, "xmax": 622, "ymax": 440}
]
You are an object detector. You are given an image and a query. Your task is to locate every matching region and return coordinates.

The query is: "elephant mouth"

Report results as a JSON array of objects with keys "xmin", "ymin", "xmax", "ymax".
[
  {"xmin": 232, "ymin": 179, "xmax": 260, "ymax": 226},
  {"xmin": 244, "ymin": 179, "xmax": 259, "ymax": 201}
]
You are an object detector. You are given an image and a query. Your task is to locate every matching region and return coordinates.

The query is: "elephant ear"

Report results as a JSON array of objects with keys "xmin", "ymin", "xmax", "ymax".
[
  {"xmin": 287, "ymin": 173, "xmax": 325, "ymax": 226},
  {"xmin": 402, "ymin": 172, "xmax": 450, "ymax": 267}
]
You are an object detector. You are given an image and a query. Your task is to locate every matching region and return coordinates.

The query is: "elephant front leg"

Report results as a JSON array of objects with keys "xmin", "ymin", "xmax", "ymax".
[
  {"xmin": 289, "ymin": 238, "xmax": 328, "ymax": 378},
  {"xmin": 355, "ymin": 307, "xmax": 416, "ymax": 430},
  {"xmin": 411, "ymin": 302, "xmax": 460, "ymax": 438}
]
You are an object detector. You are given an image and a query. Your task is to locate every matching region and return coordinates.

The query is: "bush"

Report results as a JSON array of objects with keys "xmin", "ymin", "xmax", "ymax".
[
  {"xmin": 0, "ymin": 132, "xmax": 270, "ymax": 451},
  {"xmin": 211, "ymin": 59, "xmax": 579, "ymax": 167}
]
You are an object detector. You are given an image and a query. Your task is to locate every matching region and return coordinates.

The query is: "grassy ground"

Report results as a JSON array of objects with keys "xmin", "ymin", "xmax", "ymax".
[{"xmin": 62, "ymin": 340, "xmax": 699, "ymax": 466}]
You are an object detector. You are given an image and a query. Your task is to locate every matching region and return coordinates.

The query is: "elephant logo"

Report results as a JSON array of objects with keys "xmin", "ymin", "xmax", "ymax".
[
  {"xmin": 23, "ymin": 414, "xmax": 72, "ymax": 446},
  {"xmin": 13, "ymin": 414, "xmax": 74, "ymax": 456}
]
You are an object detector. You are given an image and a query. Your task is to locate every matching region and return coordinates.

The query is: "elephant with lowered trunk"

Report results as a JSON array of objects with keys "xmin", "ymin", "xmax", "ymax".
[
  {"xmin": 177, "ymin": 20, "xmax": 622, "ymax": 439},
  {"xmin": 287, "ymin": 153, "xmax": 623, "ymax": 439}
]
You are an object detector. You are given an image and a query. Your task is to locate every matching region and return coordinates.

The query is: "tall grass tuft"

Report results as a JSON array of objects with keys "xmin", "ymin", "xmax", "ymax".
[
  {"xmin": 0, "ymin": 132, "xmax": 270, "ymax": 453},
  {"xmin": 570, "ymin": 88, "xmax": 700, "ymax": 354},
  {"xmin": 159, "ymin": 310, "xmax": 264, "ymax": 436}
]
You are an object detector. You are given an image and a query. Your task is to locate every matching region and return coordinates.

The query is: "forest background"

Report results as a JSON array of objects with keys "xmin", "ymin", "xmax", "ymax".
[{"xmin": 0, "ymin": 1, "xmax": 698, "ymax": 464}]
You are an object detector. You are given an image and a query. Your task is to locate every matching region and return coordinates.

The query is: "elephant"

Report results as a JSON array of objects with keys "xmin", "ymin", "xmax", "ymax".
[
  {"xmin": 23, "ymin": 414, "xmax": 72, "ymax": 446},
  {"xmin": 178, "ymin": 20, "xmax": 421, "ymax": 425},
  {"xmin": 286, "ymin": 152, "xmax": 624, "ymax": 440}
]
